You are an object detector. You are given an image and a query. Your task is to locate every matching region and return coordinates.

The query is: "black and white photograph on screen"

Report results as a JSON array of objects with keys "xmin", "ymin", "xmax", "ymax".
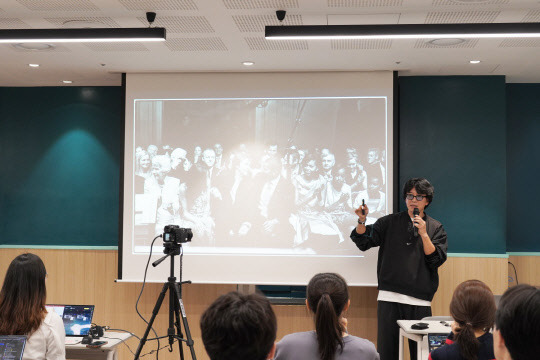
[{"xmin": 133, "ymin": 97, "xmax": 388, "ymax": 256}]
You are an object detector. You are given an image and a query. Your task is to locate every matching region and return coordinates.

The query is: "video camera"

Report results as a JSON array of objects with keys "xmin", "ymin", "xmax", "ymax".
[{"xmin": 163, "ymin": 225, "xmax": 193, "ymax": 245}]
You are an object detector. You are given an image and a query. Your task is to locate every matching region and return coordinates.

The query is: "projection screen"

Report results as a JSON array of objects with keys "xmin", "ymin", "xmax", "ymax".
[{"xmin": 121, "ymin": 72, "xmax": 394, "ymax": 285}]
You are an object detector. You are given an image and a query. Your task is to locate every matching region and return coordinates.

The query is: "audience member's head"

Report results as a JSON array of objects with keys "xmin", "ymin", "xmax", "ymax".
[
  {"xmin": 151, "ymin": 155, "xmax": 171, "ymax": 182},
  {"xmin": 449, "ymin": 280, "xmax": 496, "ymax": 360},
  {"xmin": 306, "ymin": 273, "xmax": 350, "ymax": 360},
  {"xmin": 302, "ymin": 154, "xmax": 318, "ymax": 179},
  {"xmin": 0, "ymin": 253, "xmax": 47, "ymax": 335},
  {"xmin": 214, "ymin": 143, "xmax": 223, "ymax": 156},
  {"xmin": 136, "ymin": 150, "xmax": 151, "ymax": 174},
  {"xmin": 147, "ymin": 144, "xmax": 158, "ymax": 158},
  {"xmin": 170, "ymin": 148, "xmax": 187, "ymax": 169},
  {"xmin": 321, "ymin": 153, "xmax": 335, "ymax": 172},
  {"xmin": 200, "ymin": 291, "xmax": 277, "ymax": 360},
  {"xmin": 367, "ymin": 148, "xmax": 379, "ymax": 164},
  {"xmin": 202, "ymin": 148, "xmax": 216, "ymax": 169},
  {"xmin": 494, "ymin": 284, "xmax": 540, "ymax": 360}
]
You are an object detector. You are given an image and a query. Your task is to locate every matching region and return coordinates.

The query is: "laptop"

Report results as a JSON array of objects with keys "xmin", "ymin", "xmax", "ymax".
[
  {"xmin": 0, "ymin": 335, "xmax": 27, "ymax": 360},
  {"xmin": 428, "ymin": 333, "xmax": 450, "ymax": 352},
  {"xmin": 46, "ymin": 304, "xmax": 95, "ymax": 344}
]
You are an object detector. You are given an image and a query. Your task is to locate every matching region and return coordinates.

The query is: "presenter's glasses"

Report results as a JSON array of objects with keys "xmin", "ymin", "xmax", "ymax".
[{"xmin": 406, "ymin": 194, "xmax": 427, "ymax": 201}]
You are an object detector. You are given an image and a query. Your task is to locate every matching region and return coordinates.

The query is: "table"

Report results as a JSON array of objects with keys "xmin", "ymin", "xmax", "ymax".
[
  {"xmin": 397, "ymin": 320, "xmax": 452, "ymax": 360},
  {"xmin": 66, "ymin": 331, "xmax": 132, "ymax": 360}
]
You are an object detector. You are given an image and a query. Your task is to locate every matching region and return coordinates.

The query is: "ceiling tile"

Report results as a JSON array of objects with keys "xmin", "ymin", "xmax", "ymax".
[
  {"xmin": 165, "ymin": 37, "xmax": 228, "ymax": 51},
  {"xmin": 245, "ymin": 37, "xmax": 308, "ymax": 50},
  {"xmin": 118, "ymin": 0, "xmax": 198, "ymax": 11},
  {"xmin": 331, "ymin": 39, "xmax": 393, "ymax": 49},
  {"xmin": 16, "ymin": 0, "xmax": 100, "ymax": 11},
  {"xmin": 137, "ymin": 16, "xmax": 214, "ymax": 33},
  {"xmin": 223, "ymin": 0, "xmax": 299, "ymax": 10},
  {"xmin": 233, "ymin": 15, "xmax": 303, "ymax": 32},
  {"xmin": 328, "ymin": 0, "xmax": 403, "ymax": 7}
]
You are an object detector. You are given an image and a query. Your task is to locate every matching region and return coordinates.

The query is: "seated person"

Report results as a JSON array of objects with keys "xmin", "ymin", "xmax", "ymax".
[
  {"xmin": 0, "ymin": 253, "xmax": 66, "ymax": 360},
  {"xmin": 200, "ymin": 291, "xmax": 277, "ymax": 360},
  {"xmin": 429, "ymin": 279, "xmax": 496, "ymax": 360},
  {"xmin": 493, "ymin": 284, "xmax": 540, "ymax": 360},
  {"xmin": 275, "ymin": 273, "xmax": 379, "ymax": 360}
]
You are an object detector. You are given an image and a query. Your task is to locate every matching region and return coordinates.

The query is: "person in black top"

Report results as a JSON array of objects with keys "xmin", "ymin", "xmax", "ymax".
[
  {"xmin": 493, "ymin": 284, "xmax": 540, "ymax": 360},
  {"xmin": 350, "ymin": 178, "xmax": 448, "ymax": 360},
  {"xmin": 200, "ymin": 291, "xmax": 277, "ymax": 360},
  {"xmin": 429, "ymin": 279, "xmax": 496, "ymax": 360}
]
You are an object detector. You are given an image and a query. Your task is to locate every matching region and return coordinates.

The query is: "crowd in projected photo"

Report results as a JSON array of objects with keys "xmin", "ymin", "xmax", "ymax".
[{"xmin": 133, "ymin": 98, "xmax": 388, "ymax": 255}]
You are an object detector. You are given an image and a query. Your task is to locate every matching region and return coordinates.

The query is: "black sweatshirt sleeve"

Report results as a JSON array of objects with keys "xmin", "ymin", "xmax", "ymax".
[
  {"xmin": 350, "ymin": 216, "xmax": 387, "ymax": 251},
  {"xmin": 424, "ymin": 224, "xmax": 448, "ymax": 269}
]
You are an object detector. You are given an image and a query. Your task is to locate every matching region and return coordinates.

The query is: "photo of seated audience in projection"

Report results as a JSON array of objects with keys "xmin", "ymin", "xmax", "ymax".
[{"xmin": 133, "ymin": 97, "xmax": 388, "ymax": 255}]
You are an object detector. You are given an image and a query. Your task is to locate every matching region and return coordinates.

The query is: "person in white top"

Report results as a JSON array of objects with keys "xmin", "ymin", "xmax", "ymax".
[{"xmin": 0, "ymin": 253, "xmax": 66, "ymax": 360}]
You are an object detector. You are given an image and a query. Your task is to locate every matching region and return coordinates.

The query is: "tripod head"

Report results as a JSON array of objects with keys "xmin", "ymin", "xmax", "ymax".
[
  {"xmin": 153, "ymin": 225, "xmax": 192, "ymax": 267},
  {"xmin": 152, "ymin": 241, "xmax": 182, "ymax": 267}
]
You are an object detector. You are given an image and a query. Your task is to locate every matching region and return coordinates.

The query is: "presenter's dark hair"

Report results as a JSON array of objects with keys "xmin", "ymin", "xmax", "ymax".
[
  {"xmin": 402, "ymin": 177, "xmax": 434, "ymax": 208},
  {"xmin": 307, "ymin": 273, "xmax": 349, "ymax": 360},
  {"xmin": 495, "ymin": 284, "xmax": 540, "ymax": 360},
  {"xmin": 200, "ymin": 291, "xmax": 277, "ymax": 360},
  {"xmin": 449, "ymin": 280, "xmax": 496, "ymax": 360},
  {"xmin": 0, "ymin": 253, "xmax": 47, "ymax": 335}
]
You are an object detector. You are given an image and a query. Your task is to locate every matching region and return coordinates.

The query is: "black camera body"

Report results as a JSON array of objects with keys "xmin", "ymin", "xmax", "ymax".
[{"xmin": 163, "ymin": 225, "xmax": 193, "ymax": 244}]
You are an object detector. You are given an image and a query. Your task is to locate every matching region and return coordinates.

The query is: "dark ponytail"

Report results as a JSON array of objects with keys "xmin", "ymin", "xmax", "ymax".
[
  {"xmin": 307, "ymin": 273, "xmax": 349, "ymax": 360},
  {"xmin": 450, "ymin": 280, "xmax": 496, "ymax": 360},
  {"xmin": 453, "ymin": 322, "xmax": 480, "ymax": 360}
]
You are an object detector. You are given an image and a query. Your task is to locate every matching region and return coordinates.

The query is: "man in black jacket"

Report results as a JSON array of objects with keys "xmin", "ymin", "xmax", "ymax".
[{"xmin": 350, "ymin": 177, "xmax": 448, "ymax": 360}]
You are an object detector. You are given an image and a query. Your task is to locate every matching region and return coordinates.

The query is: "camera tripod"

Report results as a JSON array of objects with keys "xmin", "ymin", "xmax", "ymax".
[{"xmin": 134, "ymin": 243, "xmax": 197, "ymax": 360}]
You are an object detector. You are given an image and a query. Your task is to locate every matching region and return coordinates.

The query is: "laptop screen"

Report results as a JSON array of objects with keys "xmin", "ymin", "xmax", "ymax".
[
  {"xmin": 0, "ymin": 335, "xmax": 27, "ymax": 360},
  {"xmin": 46, "ymin": 304, "xmax": 95, "ymax": 336},
  {"xmin": 428, "ymin": 333, "xmax": 450, "ymax": 352}
]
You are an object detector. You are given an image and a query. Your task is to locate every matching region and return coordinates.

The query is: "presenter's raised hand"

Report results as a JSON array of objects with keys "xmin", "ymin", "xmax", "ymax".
[{"xmin": 354, "ymin": 204, "xmax": 369, "ymax": 222}]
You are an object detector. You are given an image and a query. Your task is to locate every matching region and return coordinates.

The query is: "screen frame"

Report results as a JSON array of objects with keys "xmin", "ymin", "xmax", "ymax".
[{"xmin": 118, "ymin": 71, "xmax": 396, "ymax": 286}]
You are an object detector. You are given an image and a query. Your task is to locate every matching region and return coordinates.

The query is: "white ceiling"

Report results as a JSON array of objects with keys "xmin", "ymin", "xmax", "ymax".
[{"xmin": 1, "ymin": 0, "xmax": 539, "ymax": 86}]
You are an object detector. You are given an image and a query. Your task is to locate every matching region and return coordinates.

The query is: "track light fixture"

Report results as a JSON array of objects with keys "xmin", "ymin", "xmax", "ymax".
[
  {"xmin": 265, "ymin": 22, "xmax": 540, "ymax": 40},
  {"xmin": 0, "ymin": 12, "xmax": 166, "ymax": 43},
  {"xmin": 0, "ymin": 28, "xmax": 165, "ymax": 43}
]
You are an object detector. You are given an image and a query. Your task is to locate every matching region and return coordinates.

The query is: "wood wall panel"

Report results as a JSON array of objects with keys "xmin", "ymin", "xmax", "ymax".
[
  {"xmin": 432, "ymin": 256, "xmax": 508, "ymax": 315},
  {"xmin": 508, "ymin": 255, "xmax": 540, "ymax": 286},
  {"xmin": 0, "ymin": 249, "xmax": 514, "ymax": 360}
]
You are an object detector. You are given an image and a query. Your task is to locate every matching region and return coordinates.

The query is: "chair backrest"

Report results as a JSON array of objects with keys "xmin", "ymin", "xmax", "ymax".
[
  {"xmin": 422, "ymin": 316, "xmax": 453, "ymax": 321},
  {"xmin": 494, "ymin": 295, "xmax": 502, "ymax": 308}
]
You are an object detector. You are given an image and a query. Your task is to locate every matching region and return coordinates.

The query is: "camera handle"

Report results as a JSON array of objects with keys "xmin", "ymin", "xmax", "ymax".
[{"xmin": 134, "ymin": 244, "xmax": 197, "ymax": 360}]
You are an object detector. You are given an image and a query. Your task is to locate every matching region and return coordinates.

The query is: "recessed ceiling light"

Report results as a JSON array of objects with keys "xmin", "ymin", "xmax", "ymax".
[
  {"xmin": 28, "ymin": 63, "xmax": 40, "ymax": 67},
  {"xmin": 428, "ymin": 38, "xmax": 466, "ymax": 46},
  {"xmin": 470, "ymin": 60, "xmax": 481, "ymax": 64},
  {"xmin": 62, "ymin": 80, "xmax": 73, "ymax": 84},
  {"xmin": 242, "ymin": 61, "xmax": 255, "ymax": 66},
  {"xmin": 14, "ymin": 43, "xmax": 55, "ymax": 51}
]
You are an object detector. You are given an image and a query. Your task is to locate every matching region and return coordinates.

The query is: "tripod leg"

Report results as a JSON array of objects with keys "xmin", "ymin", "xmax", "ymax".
[
  {"xmin": 168, "ymin": 281, "xmax": 177, "ymax": 352},
  {"xmin": 172, "ymin": 288, "xmax": 185, "ymax": 360},
  {"xmin": 174, "ymin": 283, "xmax": 197, "ymax": 360},
  {"xmin": 134, "ymin": 282, "xmax": 169, "ymax": 360}
]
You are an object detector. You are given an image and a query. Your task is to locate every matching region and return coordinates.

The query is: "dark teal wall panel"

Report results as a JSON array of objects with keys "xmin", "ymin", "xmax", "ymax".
[
  {"xmin": 399, "ymin": 76, "xmax": 507, "ymax": 254},
  {"xmin": 2, "ymin": 79, "xmax": 536, "ymax": 253},
  {"xmin": 0, "ymin": 87, "xmax": 123, "ymax": 246},
  {"xmin": 506, "ymin": 84, "xmax": 540, "ymax": 252}
]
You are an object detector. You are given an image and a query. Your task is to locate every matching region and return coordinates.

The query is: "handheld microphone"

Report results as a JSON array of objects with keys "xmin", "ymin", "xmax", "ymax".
[{"xmin": 413, "ymin": 208, "xmax": 419, "ymax": 237}]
